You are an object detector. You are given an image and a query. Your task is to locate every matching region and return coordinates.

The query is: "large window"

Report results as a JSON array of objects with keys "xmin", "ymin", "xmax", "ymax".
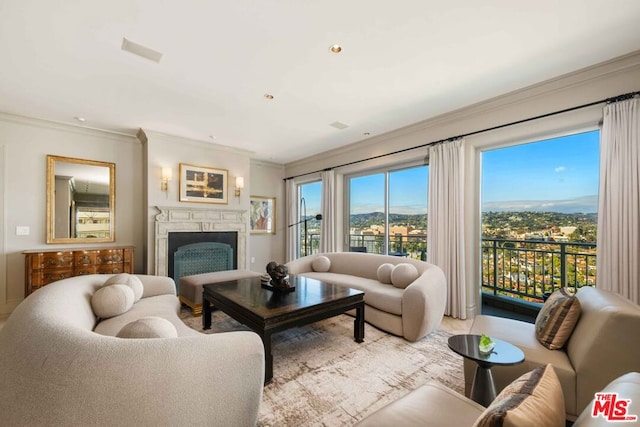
[
  {"xmin": 481, "ymin": 130, "xmax": 600, "ymax": 302},
  {"xmin": 348, "ymin": 165, "xmax": 428, "ymax": 259},
  {"xmin": 297, "ymin": 181, "xmax": 322, "ymax": 257}
]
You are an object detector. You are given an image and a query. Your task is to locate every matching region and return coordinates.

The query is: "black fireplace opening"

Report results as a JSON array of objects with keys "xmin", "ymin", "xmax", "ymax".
[{"xmin": 167, "ymin": 231, "xmax": 238, "ymax": 280}]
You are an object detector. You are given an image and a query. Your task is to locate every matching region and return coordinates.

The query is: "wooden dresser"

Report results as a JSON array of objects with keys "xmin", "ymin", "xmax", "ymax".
[{"xmin": 23, "ymin": 246, "xmax": 134, "ymax": 296}]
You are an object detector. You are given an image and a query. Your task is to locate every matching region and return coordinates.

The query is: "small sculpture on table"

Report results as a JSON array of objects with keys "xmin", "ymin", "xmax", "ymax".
[{"xmin": 263, "ymin": 261, "xmax": 295, "ymax": 292}]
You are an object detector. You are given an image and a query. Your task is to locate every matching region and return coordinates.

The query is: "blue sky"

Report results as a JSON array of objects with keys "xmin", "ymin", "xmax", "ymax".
[
  {"xmin": 482, "ymin": 130, "xmax": 600, "ymax": 213},
  {"xmin": 301, "ymin": 129, "xmax": 600, "ymax": 216}
]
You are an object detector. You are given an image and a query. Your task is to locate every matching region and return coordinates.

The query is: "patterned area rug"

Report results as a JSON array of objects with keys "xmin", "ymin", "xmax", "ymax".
[{"xmin": 180, "ymin": 309, "xmax": 464, "ymax": 426}]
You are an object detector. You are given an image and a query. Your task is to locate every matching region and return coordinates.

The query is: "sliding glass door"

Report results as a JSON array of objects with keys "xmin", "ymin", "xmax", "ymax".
[{"xmin": 348, "ymin": 165, "xmax": 428, "ymax": 259}]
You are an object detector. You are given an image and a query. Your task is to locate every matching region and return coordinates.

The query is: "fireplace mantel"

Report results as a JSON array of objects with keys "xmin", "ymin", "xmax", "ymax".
[{"xmin": 154, "ymin": 206, "xmax": 247, "ymax": 276}]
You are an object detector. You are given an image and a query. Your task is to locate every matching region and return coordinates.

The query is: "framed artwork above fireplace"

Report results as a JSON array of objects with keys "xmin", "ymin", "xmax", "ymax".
[{"xmin": 179, "ymin": 163, "xmax": 228, "ymax": 204}]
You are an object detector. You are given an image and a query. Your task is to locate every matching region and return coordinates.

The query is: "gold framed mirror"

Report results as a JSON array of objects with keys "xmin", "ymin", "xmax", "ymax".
[{"xmin": 46, "ymin": 155, "xmax": 115, "ymax": 244}]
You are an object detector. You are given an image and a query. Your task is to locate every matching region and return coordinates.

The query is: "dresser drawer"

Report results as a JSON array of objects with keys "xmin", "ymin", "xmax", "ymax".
[
  {"xmin": 96, "ymin": 249, "xmax": 124, "ymax": 264},
  {"xmin": 74, "ymin": 251, "xmax": 98, "ymax": 266},
  {"xmin": 38, "ymin": 269, "xmax": 75, "ymax": 285},
  {"xmin": 30, "ymin": 252, "xmax": 74, "ymax": 269}
]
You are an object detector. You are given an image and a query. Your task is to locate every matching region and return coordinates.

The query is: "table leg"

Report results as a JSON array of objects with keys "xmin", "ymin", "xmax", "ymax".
[
  {"xmin": 470, "ymin": 364, "xmax": 497, "ymax": 407},
  {"xmin": 260, "ymin": 331, "xmax": 274, "ymax": 384},
  {"xmin": 354, "ymin": 303, "xmax": 365, "ymax": 343},
  {"xmin": 202, "ymin": 296, "xmax": 212, "ymax": 330}
]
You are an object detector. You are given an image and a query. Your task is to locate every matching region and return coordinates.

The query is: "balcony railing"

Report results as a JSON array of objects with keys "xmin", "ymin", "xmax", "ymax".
[
  {"xmin": 305, "ymin": 234, "xmax": 596, "ymax": 303},
  {"xmin": 481, "ymin": 238, "xmax": 596, "ymax": 302}
]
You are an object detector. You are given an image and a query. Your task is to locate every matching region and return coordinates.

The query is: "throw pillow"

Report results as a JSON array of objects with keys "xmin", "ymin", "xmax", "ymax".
[
  {"xmin": 311, "ymin": 255, "xmax": 331, "ymax": 272},
  {"xmin": 117, "ymin": 317, "xmax": 178, "ymax": 339},
  {"xmin": 103, "ymin": 273, "xmax": 144, "ymax": 302},
  {"xmin": 376, "ymin": 263, "xmax": 394, "ymax": 284},
  {"xmin": 473, "ymin": 364, "xmax": 565, "ymax": 427},
  {"xmin": 91, "ymin": 284, "xmax": 135, "ymax": 319},
  {"xmin": 390, "ymin": 263, "xmax": 419, "ymax": 289},
  {"xmin": 535, "ymin": 288, "xmax": 581, "ymax": 350}
]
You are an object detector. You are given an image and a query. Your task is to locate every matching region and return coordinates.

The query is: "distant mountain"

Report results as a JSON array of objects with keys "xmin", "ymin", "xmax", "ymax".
[
  {"xmin": 482, "ymin": 195, "xmax": 597, "ymax": 214},
  {"xmin": 349, "ymin": 212, "xmax": 427, "ymax": 229}
]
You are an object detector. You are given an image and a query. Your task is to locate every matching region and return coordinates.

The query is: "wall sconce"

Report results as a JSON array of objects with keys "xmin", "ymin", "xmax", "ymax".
[
  {"xmin": 235, "ymin": 176, "xmax": 244, "ymax": 198},
  {"xmin": 161, "ymin": 167, "xmax": 172, "ymax": 196}
]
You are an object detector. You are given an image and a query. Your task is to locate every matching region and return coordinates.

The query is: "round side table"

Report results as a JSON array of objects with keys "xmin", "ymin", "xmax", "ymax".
[{"xmin": 448, "ymin": 334, "xmax": 525, "ymax": 407}]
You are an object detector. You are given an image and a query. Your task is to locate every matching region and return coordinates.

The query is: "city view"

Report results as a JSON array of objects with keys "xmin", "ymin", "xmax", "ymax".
[{"xmin": 301, "ymin": 130, "xmax": 600, "ymax": 302}]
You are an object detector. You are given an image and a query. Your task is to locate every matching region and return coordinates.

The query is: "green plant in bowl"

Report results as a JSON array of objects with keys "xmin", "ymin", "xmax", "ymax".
[{"xmin": 479, "ymin": 334, "xmax": 495, "ymax": 354}]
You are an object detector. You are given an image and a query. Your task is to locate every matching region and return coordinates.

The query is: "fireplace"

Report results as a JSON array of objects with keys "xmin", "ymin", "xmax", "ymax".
[
  {"xmin": 168, "ymin": 231, "xmax": 238, "ymax": 280},
  {"xmin": 154, "ymin": 206, "xmax": 247, "ymax": 277}
]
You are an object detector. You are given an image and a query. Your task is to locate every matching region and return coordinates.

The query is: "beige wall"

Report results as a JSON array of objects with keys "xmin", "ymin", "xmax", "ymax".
[
  {"xmin": 0, "ymin": 114, "xmax": 143, "ymax": 315},
  {"xmin": 0, "ymin": 123, "xmax": 288, "ymax": 315},
  {"xmin": 141, "ymin": 131, "xmax": 254, "ymax": 273},
  {"xmin": 249, "ymin": 160, "xmax": 286, "ymax": 271},
  {"xmin": 284, "ymin": 50, "xmax": 640, "ymax": 318}
]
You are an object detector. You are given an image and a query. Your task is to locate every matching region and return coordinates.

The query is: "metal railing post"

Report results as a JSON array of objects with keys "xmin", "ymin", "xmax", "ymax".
[{"xmin": 560, "ymin": 242, "xmax": 567, "ymax": 289}]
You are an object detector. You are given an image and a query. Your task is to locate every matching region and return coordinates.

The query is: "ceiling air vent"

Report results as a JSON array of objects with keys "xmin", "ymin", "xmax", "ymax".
[
  {"xmin": 121, "ymin": 38, "xmax": 163, "ymax": 63},
  {"xmin": 329, "ymin": 121, "xmax": 349, "ymax": 130}
]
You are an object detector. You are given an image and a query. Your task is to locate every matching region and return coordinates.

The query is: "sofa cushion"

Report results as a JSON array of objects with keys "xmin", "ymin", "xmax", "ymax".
[
  {"xmin": 535, "ymin": 288, "xmax": 581, "ymax": 350},
  {"xmin": 473, "ymin": 364, "xmax": 565, "ymax": 427},
  {"xmin": 94, "ymin": 294, "xmax": 201, "ymax": 337},
  {"xmin": 104, "ymin": 273, "xmax": 144, "ymax": 302},
  {"xmin": 117, "ymin": 316, "xmax": 178, "ymax": 339},
  {"xmin": 376, "ymin": 263, "xmax": 394, "ymax": 284},
  {"xmin": 91, "ymin": 284, "xmax": 135, "ymax": 319},
  {"xmin": 299, "ymin": 272, "xmax": 403, "ymax": 315},
  {"xmin": 311, "ymin": 255, "xmax": 331, "ymax": 272},
  {"xmin": 390, "ymin": 263, "xmax": 419, "ymax": 289}
]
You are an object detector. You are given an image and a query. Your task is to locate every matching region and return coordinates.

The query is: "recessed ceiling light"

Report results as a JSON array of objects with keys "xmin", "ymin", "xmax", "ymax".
[
  {"xmin": 329, "ymin": 44, "xmax": 342, "ymax": 54},
  {"xmin": 264, "ymin": 94, "xmax": 274, "ymax": 100},
  {"xmin": 74, "ymin": 116, "xmax": 86, "ymax": 122},
  {"xmin": 209, "ymin": 135, "xmax": 217, "ymax": 140}
]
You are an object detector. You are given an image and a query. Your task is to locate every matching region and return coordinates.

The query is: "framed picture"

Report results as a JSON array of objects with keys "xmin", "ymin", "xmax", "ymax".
[
  {"xmin": 179, "ymin": 163, "xmax": 228, "ymax": 204},
  {"xmin": 250, "ymin": 196, "xmax": 276, "ymax": 234}
]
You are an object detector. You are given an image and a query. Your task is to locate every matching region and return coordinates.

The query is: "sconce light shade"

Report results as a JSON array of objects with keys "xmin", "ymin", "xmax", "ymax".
[
  {"xmin": 161, "ymin": 167, "xmax": 172, "ymax": 195},
  {"xmin": 235, "ymin": 176, "xmax": 244, "ymax": 197},
  {"xmin": 161, "ymin": 167, "xmax": 173, "ymax": 181}
]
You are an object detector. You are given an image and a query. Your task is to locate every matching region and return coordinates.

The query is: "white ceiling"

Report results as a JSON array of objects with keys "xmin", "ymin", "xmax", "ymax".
[{"xmin": 1, "ymin": 1, "xmax": 639, "ymax": 164}]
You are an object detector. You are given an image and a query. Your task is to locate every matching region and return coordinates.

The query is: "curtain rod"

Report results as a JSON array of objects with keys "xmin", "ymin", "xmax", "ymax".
[{"xmin": 284, "ymin": 89, "xmax": 640, "ymax": 181}]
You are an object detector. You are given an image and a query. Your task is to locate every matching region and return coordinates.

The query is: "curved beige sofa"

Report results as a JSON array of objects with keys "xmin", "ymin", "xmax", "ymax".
[
  {"xmin": 286, "ymin": 252, "xmax": 447, "ymax": 341},
  {"xmin": 0, "ymin": 274, "xmax": 265, "ymax": 427}
]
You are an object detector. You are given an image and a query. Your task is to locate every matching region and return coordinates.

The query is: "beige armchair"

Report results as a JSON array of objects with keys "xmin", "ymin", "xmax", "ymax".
[{"xmin": 466, "ymin": 286, "xmax": 640, "ymax": 420}]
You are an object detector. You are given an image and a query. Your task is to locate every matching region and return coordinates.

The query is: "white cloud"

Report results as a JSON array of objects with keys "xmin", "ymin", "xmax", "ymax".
[{"xmin": 554, "ymin": 166, "xmax": 566, "ymax": 173}]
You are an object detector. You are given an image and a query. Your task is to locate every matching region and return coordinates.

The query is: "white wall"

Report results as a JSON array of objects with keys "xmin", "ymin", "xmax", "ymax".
[
  {"xmin": 0, "ymin": 114, "xmax": 143, "ymax": 315},
  {"xmin": 249, "ymin": 160, "xmax": 286, "ymax": 272},
  {"xmin": 284, "ymin": 50, "xmax": 640, "ymax": 318}
]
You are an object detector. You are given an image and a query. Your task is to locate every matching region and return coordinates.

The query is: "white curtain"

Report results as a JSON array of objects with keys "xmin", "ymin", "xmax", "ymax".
[
  {"xmin": 597, "ymin": 98, "xmax": 640, "ymax": 304},
  {"xmin": 285, "ymin": 178, "xmax": 298, "ymax": 262},
  {"xmin": 320, "ymin": 170, "xmax": 337, "ymax": 253},
  {"xmin": 427, "ymin": 139, "xmax": 466, "ymax": 319}
]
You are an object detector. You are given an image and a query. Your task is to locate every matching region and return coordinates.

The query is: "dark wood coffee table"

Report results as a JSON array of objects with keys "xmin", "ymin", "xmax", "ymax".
[
  {"xmin": 202, "ymin": 274, "xmax": 365, "ymax": 383},
  {"xmin": 448, "ymin": 334, "xmax": 525, "ymax": 406}
]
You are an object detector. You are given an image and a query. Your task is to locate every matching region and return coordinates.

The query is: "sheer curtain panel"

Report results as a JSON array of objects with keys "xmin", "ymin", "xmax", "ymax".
[
  {"xmin": 427, "ymin": 139, "xmax": 467, "ymax": 319},
  {"xmin": 285, "ymin": 179, "xmax": 298, "ymax": 262},
  {"xmin": 597, "ymin": 98, "xmax": 640, "ymax": 304},
  {"xmin": 320, "ymin": 170, "xmax": 336, "ymax": 253}
]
